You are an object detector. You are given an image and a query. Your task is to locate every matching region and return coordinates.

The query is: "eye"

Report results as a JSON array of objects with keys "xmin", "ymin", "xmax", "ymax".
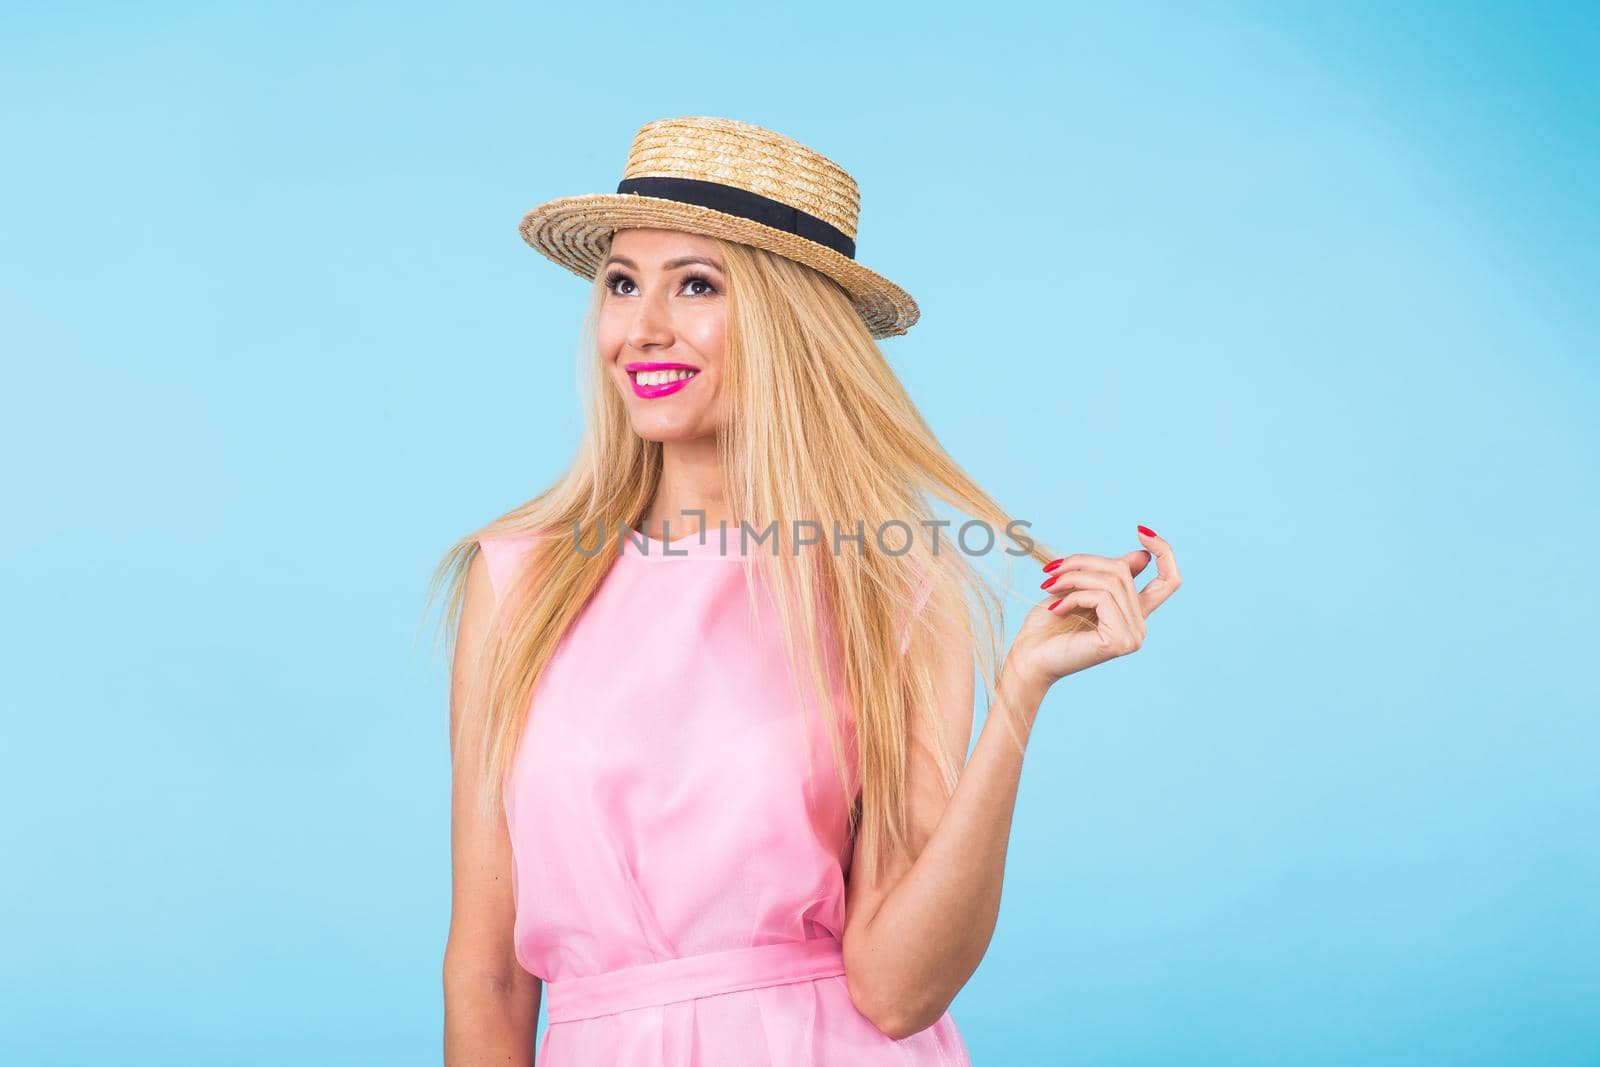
[
  {"xmin": 681, "ymin": 272, "xmax": 720, "ymax": 296},
  {"xmin": 602, "ymin": 269, "xmax": 636, "ymax": 296}
]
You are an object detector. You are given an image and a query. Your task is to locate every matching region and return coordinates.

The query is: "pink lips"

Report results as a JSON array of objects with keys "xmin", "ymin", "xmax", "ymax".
[{"xmin": 625, "ymin": 361, "xmax": 701, "ymax": 399}]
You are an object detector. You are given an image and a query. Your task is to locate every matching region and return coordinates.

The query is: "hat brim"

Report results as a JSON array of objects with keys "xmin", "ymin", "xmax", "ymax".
[{"xmin": 518, "ymin": 192, "xmax": 920, "ymax": 340}]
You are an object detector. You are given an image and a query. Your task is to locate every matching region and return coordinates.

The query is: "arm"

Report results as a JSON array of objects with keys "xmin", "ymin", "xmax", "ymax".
[
  {"xmin": 442, "ymin": 550, "xmax": 541, "ymax": 1064},
  {"xmin": 841, "ymin": 607, "xmax": 1048, "ymax": 1040},
  {"xmin": 842, "ymin": 529, "xmax": 1182, "ymax": 1038}
]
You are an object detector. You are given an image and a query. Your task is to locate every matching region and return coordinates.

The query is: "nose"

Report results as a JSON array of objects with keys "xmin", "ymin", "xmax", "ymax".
[{"xmin": 625, "ymin": 291, "xmax": 674, "ymax": 350}]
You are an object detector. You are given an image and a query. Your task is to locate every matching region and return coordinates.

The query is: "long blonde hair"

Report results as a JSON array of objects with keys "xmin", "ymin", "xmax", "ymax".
[{"xmin": 425, "ymin": 233, "xmax": 1089, "ymax": 884}]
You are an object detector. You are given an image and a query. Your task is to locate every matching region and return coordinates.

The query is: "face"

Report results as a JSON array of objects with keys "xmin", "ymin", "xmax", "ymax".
[{"xmin": 598, "ymin": 228, "xmax": 727, "ymax": 441}]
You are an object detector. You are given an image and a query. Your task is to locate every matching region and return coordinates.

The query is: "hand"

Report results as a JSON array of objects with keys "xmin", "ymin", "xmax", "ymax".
[{"xmin": 1006, "ymin": 525, "xmax": 1182, "ymax": 692}]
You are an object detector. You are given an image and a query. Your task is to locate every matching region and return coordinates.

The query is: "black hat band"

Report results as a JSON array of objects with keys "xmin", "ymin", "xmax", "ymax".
[{"xmin": 615, "ymin": 176, "xmax": 857, "ymax": 260}]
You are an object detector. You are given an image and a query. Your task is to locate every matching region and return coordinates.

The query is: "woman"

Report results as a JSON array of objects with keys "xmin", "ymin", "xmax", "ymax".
[{"xmin": 434, "ymin": 116, "xmax": 1182, "ymax": 1065}]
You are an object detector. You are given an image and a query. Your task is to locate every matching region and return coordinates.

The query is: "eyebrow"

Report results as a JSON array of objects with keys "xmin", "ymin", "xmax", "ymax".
[{"xmin": 603, "ymin": 254, "xmax": 725, "ymax": 272}]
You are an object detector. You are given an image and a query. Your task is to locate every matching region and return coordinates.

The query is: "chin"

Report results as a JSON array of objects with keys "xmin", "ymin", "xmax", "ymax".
[
  {"xmin": 636, "ymin": 428, "xmax": 701, "ymax": 443},
  {"xmin": 629, "ymin": 418, "xmax": 716, "ymax": 444}
]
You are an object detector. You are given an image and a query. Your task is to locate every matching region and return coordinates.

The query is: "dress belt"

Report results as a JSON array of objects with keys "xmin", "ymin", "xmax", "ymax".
[{"xmin": 543, "ymin": 935, "xmax": 848, "ymax": 1024}]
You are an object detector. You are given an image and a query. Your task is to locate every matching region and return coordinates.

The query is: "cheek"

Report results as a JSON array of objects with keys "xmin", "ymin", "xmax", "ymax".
[
  {"xmin": 687, "ymin": 312, "xmax": 727, "ymax": 365},
  {"xmin": 596, "ymin": 323, "xmax": 628, "ymax": 364}
]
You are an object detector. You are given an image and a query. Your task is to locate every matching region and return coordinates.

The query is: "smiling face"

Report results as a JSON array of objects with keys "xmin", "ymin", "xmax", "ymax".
[{"xmin": 598, "ymin": 228, "xmax": 728, "ymax": 442}]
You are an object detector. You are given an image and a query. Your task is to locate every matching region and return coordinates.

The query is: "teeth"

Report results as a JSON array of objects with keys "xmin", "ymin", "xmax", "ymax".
[{"xmin": 635, "ymin": 369, "xmax": 697, "ymax": 386}]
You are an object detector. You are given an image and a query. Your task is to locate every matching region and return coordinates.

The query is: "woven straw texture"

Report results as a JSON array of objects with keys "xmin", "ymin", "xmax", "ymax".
[{"xmin": 519, "ymin": 116, "xmax": 920, "ymax": 339}]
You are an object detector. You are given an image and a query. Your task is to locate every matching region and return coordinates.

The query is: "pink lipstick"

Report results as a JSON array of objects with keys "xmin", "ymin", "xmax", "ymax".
[{"xmin": 625, "ymin": 360, "xmax": 701, "ymax": 399}]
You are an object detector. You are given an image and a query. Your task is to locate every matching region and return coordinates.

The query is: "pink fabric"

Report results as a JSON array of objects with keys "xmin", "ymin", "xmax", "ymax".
[{"xmin": 478, "ymin": 529, "xmax": 970, "ymax": 1066}]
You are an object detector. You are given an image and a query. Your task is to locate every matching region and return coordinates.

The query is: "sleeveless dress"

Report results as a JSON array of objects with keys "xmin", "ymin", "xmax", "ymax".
[{"xmin": 477, "ymin": 527, "xmax": 972, "ymax": 1066}]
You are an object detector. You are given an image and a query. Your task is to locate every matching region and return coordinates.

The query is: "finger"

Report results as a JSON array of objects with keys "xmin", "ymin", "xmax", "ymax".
[
  {"xmin": 1110, "ymin": 554, "xmax": 1148, "ymax": 634},
  {"xmin": 1042, "ymin": 563, "xmax": 1143, "ymax": 639},
  {"xmin": 1048, "ymin": 588, "xmax": 1141, "ymax": 657},
  {"xmin": 1134, "ymin": 525, "xmax": 1182, "ymax": 615},
  {"xmin": 1047, "ymin": 556, "xmax": 1145, "ymax": 635},
  {"xmin": 1045, "ymin": 550, "xmax": 1149, "ymax": 580}
]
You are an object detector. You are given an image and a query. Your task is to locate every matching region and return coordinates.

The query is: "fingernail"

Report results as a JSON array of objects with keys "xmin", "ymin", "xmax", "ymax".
[
  {"xmin": 1039, "ymin": 576, "xmax": 1056, "ymax": 590},
  {"xmin": 1043, "ymin": 558, "xmax": 1064, "ymax": 571},
  {"xmin": 1138, "ymin": 525, "xmax": 1157, "ymax": 538}
]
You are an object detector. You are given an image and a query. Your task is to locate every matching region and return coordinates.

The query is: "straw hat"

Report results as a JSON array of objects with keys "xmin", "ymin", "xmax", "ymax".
[{"xmin": 518, "ymin": 115, "xmax": 920, "ymax": 339}]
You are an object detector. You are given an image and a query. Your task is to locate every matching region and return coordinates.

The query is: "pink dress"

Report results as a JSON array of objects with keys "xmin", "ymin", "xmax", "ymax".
[{"xmin": 477, "ymin": 527, "xmax": 971, "ymax": 1066}]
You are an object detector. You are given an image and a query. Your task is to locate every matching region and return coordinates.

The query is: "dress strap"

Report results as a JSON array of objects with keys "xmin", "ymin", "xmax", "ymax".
[{"xmin": 543, "ymin": 935, "xmax": 848, "ymax": 1024}]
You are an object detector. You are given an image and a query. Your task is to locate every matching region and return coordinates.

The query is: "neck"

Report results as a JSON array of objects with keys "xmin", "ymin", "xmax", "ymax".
[{"xmin": 640, "ymin": 435, "xmax": 734, "ymax": 540}]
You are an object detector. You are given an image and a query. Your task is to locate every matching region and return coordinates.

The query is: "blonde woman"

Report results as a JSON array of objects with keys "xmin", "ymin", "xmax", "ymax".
[{"xmin": 435, "ymin": 116, "xmax": 1182, "ymax": 1066}]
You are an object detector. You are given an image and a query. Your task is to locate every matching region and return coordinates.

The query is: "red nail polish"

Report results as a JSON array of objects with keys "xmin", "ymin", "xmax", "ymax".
[
  {"xmin": 1138, "ymin": 525, "xmax": 1157, "ymax": 538},
  {"xmin": 1043, "ymin": 558, "xmax": 1064, "ymax": 571},
  {"xmin": 1039, "ymin": 576, "xmax": 1056, "ymax": 590}
]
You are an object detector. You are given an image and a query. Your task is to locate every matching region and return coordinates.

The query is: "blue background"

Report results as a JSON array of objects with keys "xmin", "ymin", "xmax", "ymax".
[{"xmin": 3, "ymin": 3, "xmax": 1595, "ymax": 1064}]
